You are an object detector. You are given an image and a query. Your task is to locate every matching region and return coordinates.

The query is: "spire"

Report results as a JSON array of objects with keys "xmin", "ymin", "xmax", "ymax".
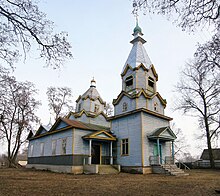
[
  {"xmin": 90, "ymin": 77, "xmax": 96, "ymax": 88},
  {"xmin": 121, "ymin": 19, "xmax": 152, "ymax": 73}
]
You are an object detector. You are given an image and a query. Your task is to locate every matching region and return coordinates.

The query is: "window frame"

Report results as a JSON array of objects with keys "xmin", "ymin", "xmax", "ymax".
[
  {"xmin": 121, "ymin": 138, "xmax": 129, "ymax": 156},
  {"xmin": 125, "ymin": 75, "xmax": 133, "ymax": 90},
  {"xmin": 122, "ymin": 102, "xmax": 128, "ymax": 112},
  {"xmin": 148, "ymin": 77, "xmax": 154, "ymax": 89},
  {"xmin": 52, "ymin": 140, "xmax": 57, "ymax": 156},
  {"xmin": 40, "ymin": 142, "xmax": 44, "ymax": 156},
  {"xmin": 61, "ymin": 138, "xmax": 67, "ymax": 155},
  {"xmin": 94, "ymin": 104, "xmax": 100, "ymax": 113},
  {"xmin": 30, "ymin": 144, "xmax": 34, "ymax": 156},
  {"xmin": 154, "ymin": 102, "xmax": 158, "ymax": 112}
]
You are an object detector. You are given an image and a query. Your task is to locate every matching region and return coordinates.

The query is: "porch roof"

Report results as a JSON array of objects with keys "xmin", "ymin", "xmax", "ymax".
[
  {"xmin": 82, "ymin": 130, "xmax": 117, "ymax": 141},
  {"xmin": 148, "ymin": 126, "xmax": 176, "ymax": 141}
]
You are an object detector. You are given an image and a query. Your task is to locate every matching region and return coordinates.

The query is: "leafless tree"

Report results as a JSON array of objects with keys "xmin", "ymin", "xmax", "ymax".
[
  {"xmin": 171, "ymin": 123, "xmax": 189, "ymax": 160},
  {"xmin": 47, "ymin": 87, "xmax": 73, "ymax": 121},
  {"xmin": 0, "ymin": 0, "xmax": 72, "ymax": 69},
  {"xmin": 0, "ymin": 74, "xmax": 40, "ymax": 167},
  {"xmin": 175, "ymin": 56, "xmax": 220, "ymax": 168},
  {"xmin": 195, "ymin": 33, "xmax": 220, "ymax": 70},
  {"xmin": 132, "ymin": 0, "xmax": 220, "ymax": 31},
  {"xmin": 104, "ymin": 103, "xmax": 114, "ymax": 117}
]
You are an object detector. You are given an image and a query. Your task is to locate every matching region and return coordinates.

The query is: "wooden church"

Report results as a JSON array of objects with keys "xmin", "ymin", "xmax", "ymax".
[{"xmin": 27, "ymin": 22, "xmax": 177, "ymax": 174}]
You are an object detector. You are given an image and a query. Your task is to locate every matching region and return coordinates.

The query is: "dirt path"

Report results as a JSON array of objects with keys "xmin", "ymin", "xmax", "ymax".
[{"xmin": 0, "ymin": 168, "xmax": 219, "ymax": 195}]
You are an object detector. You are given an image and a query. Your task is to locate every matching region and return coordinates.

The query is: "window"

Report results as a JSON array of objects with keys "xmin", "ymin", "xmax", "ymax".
[
  {"xmin": 52, "ymin": 140, "xmax": 57, "ymax": 155},
  {"xmin": 122, "ymin": 102, "xmax": 128, "ymax": 112},
  {"xmin": 121, "ymin": 138, "xmax": 129, "ymax": 156},
  {"xmin": 154, "ymin": 102, "xmax": 158, "ymax": 112},
  {"xmin": 125, "ymin": 76, "xmax": 133, "ymax": 88},
  {"xmin": 61, "ymin": 138, "xmax": 67, "ymax": 155},
  {"xmin": 40, "ymin": 142, "xmax": 44, "ymax": 156},
  {"xmin": 148, "ymin": 77, "xmax": 154, "ymax": 88},
  {"xmin": 78, "ymin": 103, "xmax": 81, "ymax": 112},
  {"xmin": 30, "ymin": 144, "xmax": 34, "ymax": 156},
  {"xmin": 94, "ymin": 104, "xmax": 99, "ymax": 113}
]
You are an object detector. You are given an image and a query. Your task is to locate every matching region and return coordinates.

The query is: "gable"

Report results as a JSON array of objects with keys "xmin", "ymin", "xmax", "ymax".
[
  {"xmin": 82, "ymin": 130, "xmax": 116, "ymax": 141},
  {"xmin": 34, "ymin": 125, "xmax": 49, "ymax": 137},
  {"xmin": 150, "ymin": 92, "xmax": 167, "ymax": 107},
  {"xmin": 148, "ymin": 127, "xmax": 176, "ymax": 141},
  {"xmin": 49, "ymin": 118, "xmax": 71, "ymax": 133}
]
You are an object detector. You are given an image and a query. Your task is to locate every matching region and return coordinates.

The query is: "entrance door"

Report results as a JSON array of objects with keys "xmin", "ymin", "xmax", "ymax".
[
  {"xmin": 153, "ymin": 143, "xmax": 162, "ymax": 163},
  {"xmin": 92, "ymin": 144, "xmax": 101, "ymax": 164}
]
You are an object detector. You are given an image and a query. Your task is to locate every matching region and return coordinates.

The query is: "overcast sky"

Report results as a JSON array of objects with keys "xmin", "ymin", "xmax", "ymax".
[{"xmin": 1, "ymin": 1, "xmax": 215, "ymax": 156}]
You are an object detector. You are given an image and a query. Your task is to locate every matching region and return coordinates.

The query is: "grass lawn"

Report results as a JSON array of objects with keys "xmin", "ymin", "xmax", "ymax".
[{"xmin": 0, "ymin": 168, "xmax": 220, "ymax": 195}]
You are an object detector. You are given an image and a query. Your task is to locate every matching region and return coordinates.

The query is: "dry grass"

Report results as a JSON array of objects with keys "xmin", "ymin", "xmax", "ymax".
[{"xmin": 0, "ymin": 168, "xmax": 220, "ymax": 195}]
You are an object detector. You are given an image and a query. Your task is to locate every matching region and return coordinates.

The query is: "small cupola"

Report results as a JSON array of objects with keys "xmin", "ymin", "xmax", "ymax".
[
  {"xmin": 90, "ymin": 77, "xmax": 96, "ymax": 88},
  {"xmin": 133, "ymin": 21, "xmax": 143, "ymax": 36}
]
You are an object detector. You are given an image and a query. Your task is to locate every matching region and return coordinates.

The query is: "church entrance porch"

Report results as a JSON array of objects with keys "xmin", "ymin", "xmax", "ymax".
[
  {"xmin": 148, "ymin": 126, "xmax": 177, "ymax": 165},
  {"xmin": 82, "ymin": 130, "xmax": 120, "ymax": 174},
  {"xmin": 82, "ymin": 130, "xmax": 117, "ymax": 165}
]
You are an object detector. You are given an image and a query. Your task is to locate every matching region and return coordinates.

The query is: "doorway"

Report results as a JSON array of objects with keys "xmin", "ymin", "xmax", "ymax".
[
  {"xmin": 92, "ymin": 144, "xmax": 101, "ymax": 164},
  {"xmin": 153, "ymin": 143, "xmax": 162, "ymax": 163}
]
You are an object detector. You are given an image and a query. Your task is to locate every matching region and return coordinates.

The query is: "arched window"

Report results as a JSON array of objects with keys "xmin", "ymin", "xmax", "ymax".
[
  {"xmin": 123, "ymin": 102, "xmax": 128, "ymax": 112},
  {"xmin": 94, "ymin": 104, "xmax": 99, "ymax": 113},
  {"xmin": 154, "ymin": 102, "xmax": 158, "ymax": 112}
]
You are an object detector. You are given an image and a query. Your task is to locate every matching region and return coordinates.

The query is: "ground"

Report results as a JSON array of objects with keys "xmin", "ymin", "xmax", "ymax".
[{"xmin": 0, "ymin": 168, "xmax": 220, "ymax": 195}]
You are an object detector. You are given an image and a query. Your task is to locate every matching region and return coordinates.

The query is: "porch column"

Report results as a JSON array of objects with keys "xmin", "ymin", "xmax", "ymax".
[
  {"xmin": 172, "ymin": 141, "xmax": 175, "ymax": 162},
  {"xmin": 88, "ymin": 139, "xmax": 92, "ymax": 165},
  {"xmin": 157, "ymin": 138, "xmax": 160, "ymax": 164},
  {"xmin": 110, "ymin": 141, "xmax": 113, "ymax": 165}
]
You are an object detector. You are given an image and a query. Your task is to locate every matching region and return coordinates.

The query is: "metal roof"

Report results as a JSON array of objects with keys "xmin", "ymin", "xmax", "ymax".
[{"xmin": 122, "ymin": 27, "xmax": 152, "ymax": 73}]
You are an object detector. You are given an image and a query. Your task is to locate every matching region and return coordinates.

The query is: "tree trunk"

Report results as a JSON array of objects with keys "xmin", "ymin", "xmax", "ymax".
[{"xmin": 204, "ymin": 117, "xmax": 215, "ymax": 168}]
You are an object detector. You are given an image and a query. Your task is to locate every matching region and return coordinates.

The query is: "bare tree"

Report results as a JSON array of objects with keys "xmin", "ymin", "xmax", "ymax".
[
  {"xmin": 47, "ymin": 87, "xmax": 73, "ymax": 121},
  {"xmin": 0, "ymin": 0, "xmax": 72, "ymax": 69},
  {"xmin": 0, "ymin": 74, "xmax": 40, "ymax": 167},
  {"xmin": 195, "ymin": 33, "xmax": 220, "ymax": 70},
  {"xmin": 104, "ymin": 102, "xmax": 114, "ymax": 117},
  {"xmin": 171, "ymin": 123, "xmax": 189, "ymax": 160},
  {"xmin": 132, "ymin": 0, "xmax": 220, "ymax": 31},
  {"xmin": 175, "ymin": 56, "xmax": 220, "ymax": 168}
]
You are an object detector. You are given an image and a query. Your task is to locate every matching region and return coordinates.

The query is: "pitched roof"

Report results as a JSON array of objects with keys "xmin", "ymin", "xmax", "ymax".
[
  {"xmin": 57, "ymin": 118, "xmax": 110, "ymax": 131},
  {"xmin": 148, "ymin": 126, "xmax": 176, "ymax": 141},
  {"xmin": 200, "ymin": 149, "xmax": 220, "ymax": 160},
  {"xmin": 29, "ymin": 118, "xmax": 110, "ymax": 140}
]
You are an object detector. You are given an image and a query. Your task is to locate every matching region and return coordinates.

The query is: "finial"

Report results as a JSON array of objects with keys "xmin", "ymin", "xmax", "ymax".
[
  {"xmin": 90, "ymin": 77, "xmax": 96, "ymax": 88},
  {"xmin": 133, "ymin": 16, "xmax": 142, "ymax": 35},
  {"xmin": 135, "ymin": 15, "xmax": 139, "ymax": 26}
]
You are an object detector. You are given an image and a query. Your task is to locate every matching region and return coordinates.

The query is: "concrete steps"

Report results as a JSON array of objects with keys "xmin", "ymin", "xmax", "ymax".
[
  {"xmin": 152, "ymin": 164, "xmax": 189, "ymax": 176},
  {"xmin": 98, "ymin": 165, "xmax": 119, "ymax": 174},
  {"xmin": 161, "ymin": 164, "xmax": 189, "ymax": 176}
]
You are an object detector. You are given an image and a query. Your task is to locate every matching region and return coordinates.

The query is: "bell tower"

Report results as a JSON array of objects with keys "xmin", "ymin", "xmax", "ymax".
[
  {"xmin": 113, "ymin": 20, "xmax": 166, "ymax": 116},
  {"xmin": 121, "ymin": 20, "xmax": 158, "ymax": 95}
]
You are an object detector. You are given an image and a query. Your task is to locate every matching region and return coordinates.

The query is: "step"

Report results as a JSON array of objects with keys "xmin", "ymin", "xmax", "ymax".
[
  {"xmin": 98, "ymin": 165, "xmax": 119, "ymax": 175},
  {"xmin": 152, "ymin": 164, "xmax": 189, "ymax": 176}
]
